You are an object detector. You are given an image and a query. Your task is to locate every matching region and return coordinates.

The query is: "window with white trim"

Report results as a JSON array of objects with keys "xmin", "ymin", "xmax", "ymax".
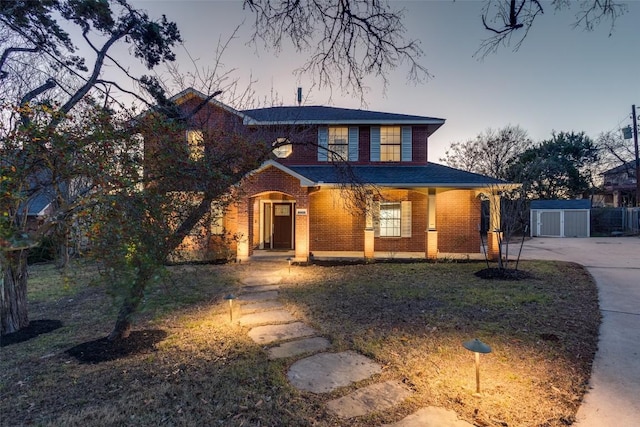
[
  {"xmin": 379, "ymin": 202, "xmax": 401, "ymax": 237},
  {"xmin": 186, "ymin": 130, "xmax": 204, "ymax": 161},
  {"xmin": 375, "ymin": 201, "xmax": 412, "ymax": 238},
  {"xmin": 380, "ymin": 126, "xmax": 401, "ymax": 161},
  {"xmin": 328, "ymin": 127, "xmax": 349, "ymax": 160}
]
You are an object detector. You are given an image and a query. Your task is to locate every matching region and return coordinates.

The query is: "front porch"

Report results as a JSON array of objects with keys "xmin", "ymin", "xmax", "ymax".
[{"xmin": 249, "ymin": 249, "xmax": 488, "ymax": 263}]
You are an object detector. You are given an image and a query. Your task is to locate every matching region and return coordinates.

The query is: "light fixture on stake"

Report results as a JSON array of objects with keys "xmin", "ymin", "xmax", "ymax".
[
  {"xmin": 286, "ymin": 257, "xmax": 292, "ymax": 274},
  {"xmin": 463, "ymin": 338, "xmax": 492, "ymax": 395},
  {"xmin": 224, "ymin": 294, "xmax": 236, "ymax": 322}
]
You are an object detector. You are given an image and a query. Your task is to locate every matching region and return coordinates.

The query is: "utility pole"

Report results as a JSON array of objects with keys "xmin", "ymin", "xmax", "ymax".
[{"xmin": 633, "ymin": 105, "xmax": 640, "ymax": 207}]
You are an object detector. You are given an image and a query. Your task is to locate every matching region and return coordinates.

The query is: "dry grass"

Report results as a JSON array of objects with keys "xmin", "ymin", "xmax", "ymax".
[{"xmin": 0, "ymin": 259, "xmax": 599, "ymax": 426}]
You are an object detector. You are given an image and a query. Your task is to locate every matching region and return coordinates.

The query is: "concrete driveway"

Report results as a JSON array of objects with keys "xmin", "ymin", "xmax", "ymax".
[{"xmin": 521, "ymin": 237, "xmax": 640, "ymax": 427}]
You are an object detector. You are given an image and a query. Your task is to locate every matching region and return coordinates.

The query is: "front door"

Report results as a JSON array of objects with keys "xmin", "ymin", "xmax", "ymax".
[{"xmin": 272, "ymin": 203, "xmax": 293, "ymax": 249}]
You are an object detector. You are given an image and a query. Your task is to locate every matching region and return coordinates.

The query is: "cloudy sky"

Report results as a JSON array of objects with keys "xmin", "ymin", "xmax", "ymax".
[{"xmin": 128, "ymin": 0, "xmax": 640, "ymax": 162}]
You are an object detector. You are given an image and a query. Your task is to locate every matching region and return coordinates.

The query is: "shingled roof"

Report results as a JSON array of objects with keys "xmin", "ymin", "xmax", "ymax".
[
  {"xmin": 242, "ymin": 106, "xmax": 445, "ymax": 134},
  {"xmin": 279, "ymin": 163, "xmax": 507, "ymax": 188}
]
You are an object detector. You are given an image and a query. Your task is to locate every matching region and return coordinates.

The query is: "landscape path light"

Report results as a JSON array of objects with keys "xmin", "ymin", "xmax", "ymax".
[
  {"xmin": 224, "ymin": 294, "xmax": 236, "ymax": 322},
  {"xmin": 463, "ymin": 338, "xmax": 492, "ymax": 395},
  {"xmin": 286, "ymin": 257, "xmax": 292, "ymax": 274}
]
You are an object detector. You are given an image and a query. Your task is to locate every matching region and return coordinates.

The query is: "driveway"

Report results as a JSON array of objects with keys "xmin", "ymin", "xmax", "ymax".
[{"xmin": 521, "ymin": 237, "xmax": 640, "ymax": 427}]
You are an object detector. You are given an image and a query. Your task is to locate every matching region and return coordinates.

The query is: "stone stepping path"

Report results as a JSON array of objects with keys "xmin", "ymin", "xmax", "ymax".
[
  {"xmin": 326, "ymin": 380, "xmax": 412, "ymax": 419},
  {"xmin": 247, "ymin": 321, "xmax": 317, "ymax": 345},
  {"xmin": 267, "ymin": 337, "xmax": 331, "ymax": 360},
  {"xmin": 383, "ymin": 406, "xmax": 474, "ymax": 427},
  {"xmin": 237, "ymin": 264, "xmax": 468, "ymax": 426},
  {"xmin": 238, "ymin": 290, "xmax": 279, "ymax": 302},
  {"xmin": 238, "ymin": 309, "xmax": 297, "ymax": 326},
  {"xmin": 241, "ymin": 275, "xmax": 282, "ymax": 286},
  {"xmin": 287, "ymin": 351, "xmax": 382, "ymax": 393},
  {"xmin": 241, "ymin": 300, "xmax": 285, "ymax": 313},
  {"xmin": 242, "ymin": 284, "xmax": 281, "ymax": 293}
]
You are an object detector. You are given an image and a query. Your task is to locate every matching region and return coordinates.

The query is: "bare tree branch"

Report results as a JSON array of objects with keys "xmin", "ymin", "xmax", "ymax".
[
  {"xmin": 476, "ymin": 0, "xmax": 627, "ymax": 59},
  {"xmin": 244, "ymin": 0, "xmax": 430, "ymax": 102}
]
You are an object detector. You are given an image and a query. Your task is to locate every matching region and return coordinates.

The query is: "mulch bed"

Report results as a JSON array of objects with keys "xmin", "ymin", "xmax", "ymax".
[
  {"xmin": 474, "ymin": 267, "xmax": 532, "ymax": 280},
  {"xmin": 1, "ymin": 319, "xmax": 63, "ymax": 347},
  {"xmin": 65, "ymin": 329, "xmax": 168, "ymax": 364}
]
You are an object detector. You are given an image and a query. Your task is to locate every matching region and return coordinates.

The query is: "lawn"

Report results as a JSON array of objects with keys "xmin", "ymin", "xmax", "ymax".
[{"xmin": 0, "ymin": 259, "xmax": 599, "ymax": 426}]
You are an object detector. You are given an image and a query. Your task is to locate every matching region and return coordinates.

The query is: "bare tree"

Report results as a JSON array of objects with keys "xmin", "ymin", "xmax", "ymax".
[
  {"xmin": 477, "ymin": 0, "xmax": 628, "ymax": 57},
  {"xmin": 440, "ymin": 125, "xmax": 532, "ymax": 180},
  {"xmin": 244, "ymin": 0, "xmax": 430, "ymax": 102}
]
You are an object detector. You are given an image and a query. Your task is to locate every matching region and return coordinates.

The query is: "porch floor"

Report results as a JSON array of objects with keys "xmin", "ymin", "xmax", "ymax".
[{"xmin": 250, "ymin": 250, "xmax": 486, "ymax": 262}]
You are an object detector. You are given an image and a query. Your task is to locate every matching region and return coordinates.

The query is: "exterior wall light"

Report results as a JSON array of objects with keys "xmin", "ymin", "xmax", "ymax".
[
  {"xmin": 463, "ymin": 338, "xmax": 492, "ymax": 395},
  {"xmin": 224, "ymin": 294, "xmax": 236, "ymax": 322}
]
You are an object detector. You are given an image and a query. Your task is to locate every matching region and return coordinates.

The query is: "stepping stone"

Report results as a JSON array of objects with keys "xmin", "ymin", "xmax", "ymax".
[
  {"xmin": 238, "ymin": 309, "xmax": 296, "ymax": 326},
  {"xmin": 238, "ymin": 291, "xmax": 278, "ymax": 302},
  {"xmin": 241, "ymin": 300, "xmax": 285, "ymax": 314},
  {"xmin": 383, "ymin": 406, "xmax": 474, "ymax": 427},
  {"xmin": 248, "ymin": 322, "xmax": 317, "ymax": 345},
  {"xmin": 287, "ymin": 351, "xmax": 382, "ymax": 393},
  {"xmin": 242, "ymin": 284, "xmax": 280, "ymax": 292},
  {"xmin": 241, "ymin": 276, "xmax": 281, "ymax": 286},
  {"xmin": 268, "ymin": 337, "xmax": 331, "ymax": 359},
  {"xmin": 326, "ymin": 380, "xmax": 412, "ymax": 419}
]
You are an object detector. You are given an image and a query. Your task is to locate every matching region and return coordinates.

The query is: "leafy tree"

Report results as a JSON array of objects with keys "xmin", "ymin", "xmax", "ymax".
[
  {"xmin": 1, "ymin": 0, "xmax": 182, "ymax": 336},
  {"xmin": 440, "ymin": 125, "xmax": 532, "ymax": 180},
  {"xmin": 507, "ymin": 131, "xmax": 599, "ymax": 199},
  {"xmin": 1, "ymin": 0, "xmax": 428, "ymax": 338}
]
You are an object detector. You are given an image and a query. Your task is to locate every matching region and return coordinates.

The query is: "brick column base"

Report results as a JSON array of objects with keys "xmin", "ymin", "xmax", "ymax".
[
  {"xmin": 364, "ymin": 229, "xmax": 375, "ymax": 260},
  {"xmin": 426, "ymin": 230, "xmax": 438, "ymax": 259}
]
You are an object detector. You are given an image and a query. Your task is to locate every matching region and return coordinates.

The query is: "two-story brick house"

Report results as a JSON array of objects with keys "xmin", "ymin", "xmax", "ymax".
[{"xmin": 146, "ymin": 88, "xmax": 507, "ymax": 262}]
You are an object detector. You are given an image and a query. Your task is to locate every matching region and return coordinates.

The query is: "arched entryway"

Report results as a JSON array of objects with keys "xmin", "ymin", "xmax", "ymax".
[{"xmin": 257, "ymin": 193, "xmax": 296, "ymax": 250}]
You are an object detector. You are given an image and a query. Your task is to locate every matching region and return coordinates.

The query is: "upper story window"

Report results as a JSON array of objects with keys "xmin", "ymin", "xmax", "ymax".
[
  {"xmin": 187, "ymin": 130, "xmax": 204, "ymax": 161},
  {"xmin": 328, "ymin": 127, "xmax": 349, "ymax": 160},
  {"xmin": 370, "ymin": 126, "xmax": 412, "ymax": 162},
  {"xmin": 318, "ymin": 126, "xmax": 359, "ymax": 162},
  {"xmin": 380, "ymin": 126, "xmax": 401, "ymax": 161},
  {"xmin": 272, "ymin": 137, "xmax": 292, "ymax": 158}
]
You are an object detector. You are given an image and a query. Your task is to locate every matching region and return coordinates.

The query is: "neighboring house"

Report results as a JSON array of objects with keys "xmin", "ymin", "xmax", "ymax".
[
  {"xmin": 602, "ymin": 160, "xmax": 638, "ymax": 207},
  {"xmin": 143, "ymin": 88, "xmax": 509, "ymax": 262}
]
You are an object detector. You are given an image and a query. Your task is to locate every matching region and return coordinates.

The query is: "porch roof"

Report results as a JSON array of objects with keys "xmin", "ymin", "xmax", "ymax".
[{"xmin": 284, "ymin": 163, "xmax": 507, "ymax": 188}]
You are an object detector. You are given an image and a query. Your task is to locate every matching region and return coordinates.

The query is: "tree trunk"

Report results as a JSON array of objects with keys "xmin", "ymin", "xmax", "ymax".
[
  {"xmin": 1, "ymin": 250, "xmax": 29, "ymax": 336},
  {"xmin": 107, "ymin": 260, "xmax": 153, "ymax": 341}
]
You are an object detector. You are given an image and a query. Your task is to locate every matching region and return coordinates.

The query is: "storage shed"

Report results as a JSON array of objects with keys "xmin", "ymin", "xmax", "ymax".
[{"xmin": 530, "ymin": 200, "xmax": 591, "ymax": 237}]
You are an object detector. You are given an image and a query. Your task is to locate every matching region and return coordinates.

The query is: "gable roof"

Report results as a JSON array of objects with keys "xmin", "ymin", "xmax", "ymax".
[
  {"xmin": 170, "ymin": 88, "xmax": 249, "ymax": 120},
  {"xmin": 241, "ymin": 106, "xmax": 445, "ymax": 135},
  {"xmin": 602, "ymin": 160, "xmax": 637, "ymax": 176},
  {"xmin": 530, "ymin": 199, "xmax": 591, "ymax": 210},
  {"xmin": 264, "ymin": 162, "xmax": 507, "ymax": 188}
]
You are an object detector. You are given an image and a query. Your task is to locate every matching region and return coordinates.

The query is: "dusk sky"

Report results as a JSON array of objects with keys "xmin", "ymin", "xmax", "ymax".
[{"xmin": 129, "ymin": 0, "xmax": 640, "ymax": 162}]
